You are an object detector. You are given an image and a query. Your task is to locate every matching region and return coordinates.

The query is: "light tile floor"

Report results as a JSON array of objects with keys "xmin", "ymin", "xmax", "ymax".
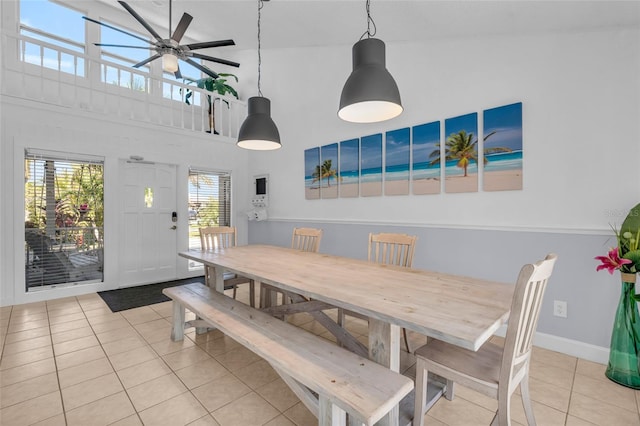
[{"xmin": 1, "ymin": 286, "xmax": 639, "ymax": 426}]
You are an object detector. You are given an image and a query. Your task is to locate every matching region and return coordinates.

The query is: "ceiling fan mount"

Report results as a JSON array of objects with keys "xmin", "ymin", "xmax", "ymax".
[{"xmin": 83, "ymin": 0, "xmax": 239, "ymax": 79}]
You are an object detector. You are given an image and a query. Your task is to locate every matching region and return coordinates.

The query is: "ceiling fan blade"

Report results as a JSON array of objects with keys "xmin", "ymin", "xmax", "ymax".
[
  {"xmin": 83, "ymin": 16, "xmax": 154, "ymax": 45},
  {"xmin": 184, "ymin": 58, "xmax": 218, "ymax": 79},
  {"xmin": 189, "ymin": 52, "xmax": 240, "ymax": 68},
  {"xmin": 133, "ymin": 53, "xmax": 162, "ymax": 68},
  {"xmin": 94, "ymin": 43, "xmax": 151, "ymax": 49},
  {"xmin": 118, "ymin": 1, "xmax": 164, "ymax": 42},
  {"xmin": 174, "ymin": 66, "xmax": 182, "ymax": 80},
  {"xmin": 171, "ymin": 13, "xmax": 193, "ymax": 43},
  {"xmin": 185, "ymin": 40, "xmax": 235, "ymax": 50}
]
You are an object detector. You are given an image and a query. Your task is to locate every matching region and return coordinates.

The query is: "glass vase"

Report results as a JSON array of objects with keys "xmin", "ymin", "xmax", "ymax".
[{"xmin": 605, "ymin": 272, "xmax": 640, "ymax": 389}]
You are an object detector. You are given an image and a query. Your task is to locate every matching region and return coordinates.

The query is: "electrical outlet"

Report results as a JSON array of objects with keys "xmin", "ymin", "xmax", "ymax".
[{"xmin": 553, "ymin": 300, "xmax": 567, "ymax": 318}]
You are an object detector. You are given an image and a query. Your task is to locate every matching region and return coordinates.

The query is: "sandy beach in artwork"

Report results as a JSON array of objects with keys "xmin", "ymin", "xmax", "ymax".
[
  {"xmin": 444, "ymin": 169, "xmax": 522, "ymax": 193},
  {"xmin": 413, "ymin": 178, "xmax": 441, "ymax": 195},
  {"xmin": 305, "ymin": 169, "xmax": 521, "ymax": 199},
  {"xmin": 483, "ymin": 169, "xmax": 522, "ymax": 191}
]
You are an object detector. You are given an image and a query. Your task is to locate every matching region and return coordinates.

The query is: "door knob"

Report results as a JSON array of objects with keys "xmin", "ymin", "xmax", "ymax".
[{"xmin": 170, "ymin": 225, "xmax": 177, "ymax": 230}]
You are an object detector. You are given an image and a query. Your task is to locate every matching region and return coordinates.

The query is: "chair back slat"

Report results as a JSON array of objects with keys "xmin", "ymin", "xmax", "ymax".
[
  {"xmin": 199, "ymin": 226, "xmax": 237, "ymax": 251},
  {"xmin": 501, "ymin": 254, "xmax": 557, "ymax": 384},
  {"xmin": 368, "ymin": 232, "xmax": 417, "ymax": 268},
  {"xmin": 291, "ymin": 227, "xmax": 323, "ymax": 253}
]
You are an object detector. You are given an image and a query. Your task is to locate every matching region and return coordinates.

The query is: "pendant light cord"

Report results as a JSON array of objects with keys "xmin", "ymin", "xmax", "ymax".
[
  {"xmin": 257, "ymin": 0, "xmax": 264, "ymax": 97},
  {"xmin": 359, "ymin": 0, "xmax": 377, "ymax": 40}
]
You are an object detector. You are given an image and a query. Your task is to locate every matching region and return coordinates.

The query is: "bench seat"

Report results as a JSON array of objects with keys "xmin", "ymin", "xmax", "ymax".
[{"xmin": 163, "ymin": 282, "xmax": 413, "ymax": 426}]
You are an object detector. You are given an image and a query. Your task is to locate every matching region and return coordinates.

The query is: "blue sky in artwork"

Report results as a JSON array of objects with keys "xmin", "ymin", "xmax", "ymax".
[
  {"xmin": 413, "ymin": 121, "xmax": 441, "ymax": 166},
  {"xmin": 304, "ymin": 148, "xmax": 320, "ymax": 177},
  {"xmin": 386, "ymin": 128, "xmax": 410, "ymax": 168},
  {"xmin": 340, "ymin": 139, "xmax": 359, "ymax": 173},
  {"xmin": 361, "ymin": 134, "xmax": 382, "ymax": 170},
  {"xmin": 321, "ymin": 143, "xmax": 338, "ymax": 169},
  {"xmin": 445, "ymin": 112, "xmax": 478, "ymax": 142},
  {"xmin": 483, "ymin": 103, "xmax": 523, "ymax": 151}
]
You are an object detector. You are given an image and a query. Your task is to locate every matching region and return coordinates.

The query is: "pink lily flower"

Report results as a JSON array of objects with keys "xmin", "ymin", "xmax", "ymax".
[{"xmin": 595, "ymin": 247, "xmax": 632, "ymax": 274}]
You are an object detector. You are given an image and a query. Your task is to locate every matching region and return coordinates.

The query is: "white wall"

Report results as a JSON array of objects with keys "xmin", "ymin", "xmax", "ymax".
[
  {"xmin": 254, "ymin": 26, "xmax": 640, "ymax": 231},
  {"xmin": 0, "ymin": 99, "xmax": 251, "ymax": 306}
]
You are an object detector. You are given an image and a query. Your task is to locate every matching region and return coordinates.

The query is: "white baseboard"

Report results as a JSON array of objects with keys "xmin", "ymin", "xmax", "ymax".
[{"xmin": 495, "ymin": 326, "xmax": 609, "ymax": 365}]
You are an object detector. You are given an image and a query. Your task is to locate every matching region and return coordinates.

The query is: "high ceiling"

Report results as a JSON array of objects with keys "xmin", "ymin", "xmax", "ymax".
[{"xmin": 95, "ymin": 0, "xmax": 640, "ymax": 52}]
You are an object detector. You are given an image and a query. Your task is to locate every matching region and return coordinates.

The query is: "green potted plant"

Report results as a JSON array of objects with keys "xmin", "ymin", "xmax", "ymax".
[{"xmin": 184, "ymin": 73, "xmax": 238, "ymax": 134}]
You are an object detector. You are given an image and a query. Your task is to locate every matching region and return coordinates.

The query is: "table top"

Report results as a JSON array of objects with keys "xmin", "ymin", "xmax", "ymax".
[{"xmin": 179, "ymin": 245, "xmax": 514, "ymax": 351}]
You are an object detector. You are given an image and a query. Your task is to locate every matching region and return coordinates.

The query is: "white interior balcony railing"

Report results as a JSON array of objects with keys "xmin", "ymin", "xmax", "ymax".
[{"xmin": 1, "ymin": 31, "xmax": 246, "ymax": 140}]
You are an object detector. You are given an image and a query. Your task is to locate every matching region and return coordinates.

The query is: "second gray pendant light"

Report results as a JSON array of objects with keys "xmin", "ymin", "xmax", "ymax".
[{"xmin": 338, "ymin": 0, "xmax": 403, "ymax": 123}]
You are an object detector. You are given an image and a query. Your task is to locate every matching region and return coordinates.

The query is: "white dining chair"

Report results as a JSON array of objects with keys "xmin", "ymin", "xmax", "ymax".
[
  {"xmin": 413, "ymin": 253, "xmax": 557, "ymax": 426},
  {"xmin": 339, "ymin": 232, "xmax": 418, "ymax": 353},
  {"xmin": 260, "ymin": 227, "xmax": 323, "ymax": 309},
  {"xmin": 199, "ymin": 226, "xmax": 256, "ymax": 307}
]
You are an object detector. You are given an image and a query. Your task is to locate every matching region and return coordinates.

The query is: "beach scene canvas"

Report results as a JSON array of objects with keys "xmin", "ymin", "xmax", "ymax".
[
  {"xmin": 385, "ymin": 128, "xmax": 410, "ymax": 196},
  {"xmin": 443, "ymin": 113, "xmax": 478, "ymax": 193},
  {"xmin": 304, "ymin": 147, "xmax": 320, "ymax": 200},
  {"xmin": 319, "ymin": 143, "xmax": 339, "ymax": 199},
  {"xmin": 482, "ymin": 103, "xmax": 523, "ymax": 191},
  {"xmin": 360, "ymin": 134, "xmax": 383, "ymax": 197},
  {"xmin": 412, "ymin": 121, "xmax": 441, "ymax": 195},
  {"xmin": 339, "ymin": 138, "xmax": 359, "ymax": 198}
]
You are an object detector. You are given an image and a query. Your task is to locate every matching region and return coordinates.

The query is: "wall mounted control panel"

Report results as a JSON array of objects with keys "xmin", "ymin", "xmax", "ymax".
[{"xmin": 252, "ymin": 175, "xmax": 268, "ymax": 208}]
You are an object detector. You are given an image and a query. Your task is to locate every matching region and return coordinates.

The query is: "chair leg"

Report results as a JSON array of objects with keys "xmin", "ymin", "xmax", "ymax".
[
  {"xmin": 402, "ymin": 328, "xmax": 412, "ymax": 353},
  {"xmin": 413, "ymin": 358, "xmax": 427, "ymax": 426},
  {"xmin": 520, "ymin": 375, "xmax": 536, "ymax": 426},
  {"xmin": 232, "ymin": 286, "xmax": 237, "ymax": 300},
  {"xmin": 249, "ymin": 280, "xmax": 256, "ymax": 308},
  {"xmin": 496, "ymin": 385, "xmax": 512, "ymax": 426},
  {"xmin": 444, "ymin": 379, "xmax": 455, "ymax": 401}
]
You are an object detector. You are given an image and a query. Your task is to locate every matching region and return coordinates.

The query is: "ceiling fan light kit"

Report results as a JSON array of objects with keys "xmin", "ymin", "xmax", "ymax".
[
  {"xmin": 339, "ymin": 0, "xmax": 403, "ymax": 123},
  {"xmin": 162, "ymin": 52, "xmax": 178, "ymax": 73}
]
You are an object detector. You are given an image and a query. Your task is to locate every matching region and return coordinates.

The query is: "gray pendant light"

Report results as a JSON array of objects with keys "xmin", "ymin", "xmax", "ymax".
[
  {"xmin": 338, "ymin": 0, "xmax": 403, "ymax": 123},
  {"xmin": 237, "ymin": 0, "xmax": 281, "ymax": 150}
]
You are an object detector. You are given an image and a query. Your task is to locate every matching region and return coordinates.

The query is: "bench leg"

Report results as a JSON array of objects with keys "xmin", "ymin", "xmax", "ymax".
[
  {"xmin": 319, "ymin": 395, "xmax": 347, "ymax": 426},
  {"xmin": 170, "ymin": 301, "xmax": 185, "ymax": 341}
]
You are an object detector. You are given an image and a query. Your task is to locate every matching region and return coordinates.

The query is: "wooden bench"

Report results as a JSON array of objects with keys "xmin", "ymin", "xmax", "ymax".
[{"xmin": 163, "ymin": 283, "xmax": 414, "ymax": 426}]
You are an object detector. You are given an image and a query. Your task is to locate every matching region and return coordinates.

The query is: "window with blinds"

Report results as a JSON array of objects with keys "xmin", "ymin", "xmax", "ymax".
[
  {"xmin": 24, "ymin": 150, "xmax": 104, "ymax": 291},
  {"xmin": 188, "ymin": 169, "xmax": 231, "ymax": 256}
]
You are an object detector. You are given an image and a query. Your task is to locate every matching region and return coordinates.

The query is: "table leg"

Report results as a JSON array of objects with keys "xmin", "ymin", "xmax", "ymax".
[
  {"xmin": 197, "ymin": 266, "xmax": 225, "ymax": 334},
  {"xmin": 368, "ymin": 318, "xmax": 400, "ymax": 426}
]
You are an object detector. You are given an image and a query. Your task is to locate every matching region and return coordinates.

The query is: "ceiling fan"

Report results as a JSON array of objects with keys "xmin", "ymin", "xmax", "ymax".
[{"xmin": 83, "ymin": 0, "xmax": 239, "ymax": 79}]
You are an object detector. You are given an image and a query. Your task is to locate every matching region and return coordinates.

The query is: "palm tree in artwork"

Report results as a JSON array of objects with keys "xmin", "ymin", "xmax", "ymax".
[
  {"xmin": 312, "ymin": 160, "xmax": 338, "ymax": 187},
  {"xmin": 429, "ymin": 130, "xmax": 511, "ymax": 177}
]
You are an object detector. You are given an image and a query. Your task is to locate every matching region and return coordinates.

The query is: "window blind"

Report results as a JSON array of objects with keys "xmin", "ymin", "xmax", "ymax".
[
  {"xmin": 188, "ymin": 169, "xmax": 232, "ymax": 252},
  {"xmin": 24, "ymin": 151, "xmax": 104, "ymax": 290}
]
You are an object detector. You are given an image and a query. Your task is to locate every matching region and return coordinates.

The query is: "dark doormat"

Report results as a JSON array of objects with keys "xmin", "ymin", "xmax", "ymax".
[{"xmin": 98, "ymin": 276, "xmax": 205, "ymax": 312}]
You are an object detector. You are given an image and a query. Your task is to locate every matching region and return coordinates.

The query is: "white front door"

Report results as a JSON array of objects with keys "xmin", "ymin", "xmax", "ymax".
[{"xmin": 118, "ymin": 161, "xmax": 178, "ymax": 286}]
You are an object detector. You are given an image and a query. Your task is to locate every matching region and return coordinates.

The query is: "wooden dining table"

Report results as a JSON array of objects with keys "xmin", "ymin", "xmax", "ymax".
[{"xmin": 179, "ymin": 245, "xmax": 514, "ymax": 426}]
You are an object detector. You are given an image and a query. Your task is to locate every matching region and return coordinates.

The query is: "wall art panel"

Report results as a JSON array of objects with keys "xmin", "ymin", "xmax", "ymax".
[
  {"xmin": 304, "ymin": 147, "xmax": 320, "ymax": 200},
  {"xmin": 444, "ymin": 113, "xmax": 478, "ymax": 193},
  {"xmin": 339, "ymin": 138, "xmax": 359, "ymax": 198},
  {"xmin": 412, "ymin": 121, "xmax": 441, "ymax": 195},
  {"xmin": 320, "ymin": 143, "xmax": 339, "ymax": 199},
  {"xmin": 360, "ymin": 133, "xmax": 383, "ymax": 197},
  {"xmin": 385, "ymin": 128, "xmax": 410, "ymax": 196},
  {"xmin": 482, "ymin": 102, "xmax": 523, "ymax": 191}
]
